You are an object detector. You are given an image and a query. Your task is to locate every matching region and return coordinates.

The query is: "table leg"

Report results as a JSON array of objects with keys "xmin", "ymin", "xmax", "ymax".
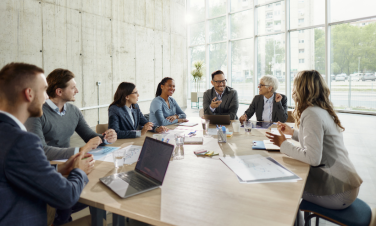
[
  {"xmin": 113, "ymin": 213, "xmax": 126, "ymax": 226},
  {"xmin": 89, "ymin": 206, "xmax": 106, "ymax": 226}
]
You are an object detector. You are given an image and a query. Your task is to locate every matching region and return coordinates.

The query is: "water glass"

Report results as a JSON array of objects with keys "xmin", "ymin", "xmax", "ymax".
[
  {"xmin": 244, "ymin": 121, "xmax": 253, "ymax": 132},
  {"xmin": 232, "ymin": 122, "xmax": 241, "ymax": 132},
  {"xmin": 201, "ymin": 119, "xmax": 210, "ymax": 132},
  {"xmin": 174, "ymin": 133, "xmax": 185, "ymax": 146},
  {"xmin": 112, "ymin": 149, "xmax": 125, "ymax": 168},
  {"xmin": 172, "ymin": 145, "xmax": 184, "ymax": 160}
]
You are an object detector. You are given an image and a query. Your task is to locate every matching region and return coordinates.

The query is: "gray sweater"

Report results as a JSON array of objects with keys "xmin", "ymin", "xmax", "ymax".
[
  {"xmin": 280, "ymin": 106, "xmax": 362, "ymax": 196},
  {"xmin": 25, "ymin": 103, "xmax": 104, "ymax": 160}
]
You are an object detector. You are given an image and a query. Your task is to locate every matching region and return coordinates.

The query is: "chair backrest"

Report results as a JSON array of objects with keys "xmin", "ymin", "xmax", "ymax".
[
  {"xmin": 96, "ymin": 123, "xmax": 108, "ymax": 134},
  {"xmin": 286, "ymin": 109, "xmax": 295, "ymax": 123},
  {"xmin": 199, "ymin": 109, "xmax": 204, "ymax": 118}
]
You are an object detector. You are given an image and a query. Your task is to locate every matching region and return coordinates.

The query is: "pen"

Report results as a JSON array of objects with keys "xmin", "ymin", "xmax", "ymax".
[{"xmin": 166, "ymin": 138, "xmax": 169, "ymax": 143}]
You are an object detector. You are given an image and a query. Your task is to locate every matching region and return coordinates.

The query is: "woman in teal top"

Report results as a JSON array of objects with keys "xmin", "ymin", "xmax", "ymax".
[{"xmin": 149, "ymin": 77, "xmax": 188, "ymax": 127}]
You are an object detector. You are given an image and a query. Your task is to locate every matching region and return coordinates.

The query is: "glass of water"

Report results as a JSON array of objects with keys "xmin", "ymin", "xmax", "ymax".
[
  {"xmin": 244, "ymin": 121, "xmax": 253, "ymax": 132},
  {"xmin": 112, "ymin": 149, "xmax": 125, "ymax": 168},
  {"xmin": 201, "ymin": 119, "xmax": 210, "ymax": 132},
  {"xmin": 174, "ymin": 133, "xmax": 185, "ymax": 146}
]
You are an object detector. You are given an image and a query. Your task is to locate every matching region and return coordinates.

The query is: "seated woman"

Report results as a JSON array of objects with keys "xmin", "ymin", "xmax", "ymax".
[
  {"xmin": 266, "ymin": 70, "xmax": 362, "ymax": 211},
  {"xmin": 149, "ymin": 77, "xmax": 188, "ymax": 127},
  {"xmin": 239, "ymin": 75, "xmax": 288, "ymax": 124},
  {"xmin": 108, "ymin": 82, "xmax": 168, "ymax": 139}
]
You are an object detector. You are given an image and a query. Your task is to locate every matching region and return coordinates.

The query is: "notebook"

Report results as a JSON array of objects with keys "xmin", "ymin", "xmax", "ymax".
[{"xmin": 184, "ymin": 137, "xmax": 203, "ymax": 144}]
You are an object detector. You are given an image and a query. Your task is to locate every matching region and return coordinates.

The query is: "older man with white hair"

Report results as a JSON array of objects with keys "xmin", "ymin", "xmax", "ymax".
[{"xmin": 239, "ymin": 75, "xmax": 288, "ymax": 124}]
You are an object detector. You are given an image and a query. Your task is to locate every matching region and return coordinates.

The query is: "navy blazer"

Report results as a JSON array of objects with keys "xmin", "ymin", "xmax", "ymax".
[
  {"xmin": 108, "ymin": 104, "xmax": 155, "ymax": 139},
  {"xmin": 244, "ymin": 93, "xmax": 288, "ymax": 122},
  {"xmin": 0, "ymin": 113, "xmax": 88, "ymax": 225}
]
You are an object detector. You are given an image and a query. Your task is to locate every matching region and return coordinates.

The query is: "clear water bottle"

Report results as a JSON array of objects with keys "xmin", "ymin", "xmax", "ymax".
[{"xmin": 172, "ymin": 145, "xmax": 184, "ymax": 160}]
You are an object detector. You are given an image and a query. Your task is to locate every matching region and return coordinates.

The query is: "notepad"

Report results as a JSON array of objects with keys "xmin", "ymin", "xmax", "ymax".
[{"xmin": 184, "ymin": 137, "xmax": 203, "ymax": 144}]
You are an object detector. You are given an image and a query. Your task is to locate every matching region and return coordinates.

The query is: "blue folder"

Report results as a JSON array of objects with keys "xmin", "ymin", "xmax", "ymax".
[{"xmin": 252, "ymin": 141, "xmax": 266, "ymax": 150}]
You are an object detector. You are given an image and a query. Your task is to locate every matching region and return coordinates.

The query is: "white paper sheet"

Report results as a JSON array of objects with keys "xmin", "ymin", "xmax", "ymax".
[
  {"xmin": 263, "ymin": 140, "xmax": 280, "ymax": 150},
  {"xmin": 270, "ymin": 128, "xmax": 292, "ymax": 139},
  {"xmin": 101, "ymin": 145, "xmax": 142, "ymax": 165},
  {"xmin": 220, "ymin": 154, "xmax": 294, "ymax": 181}
]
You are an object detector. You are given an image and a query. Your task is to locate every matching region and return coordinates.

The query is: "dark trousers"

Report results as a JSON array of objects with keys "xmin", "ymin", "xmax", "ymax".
[{"xmin": 53, "ymin": 202, "xmax": 88, "ymax": 225}]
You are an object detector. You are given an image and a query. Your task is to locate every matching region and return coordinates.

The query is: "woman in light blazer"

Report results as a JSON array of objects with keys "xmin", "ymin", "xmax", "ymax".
[
  {"xmin": 149, "ymin": 77, "xmax": 188, "ymax": 127},
  {"xmin": 108, "ymin": 82, "xmax": 168, "ymax": 139},
  {"xmin": 266, "ymin": 70, "xmax": 362, "ymax": 210}
]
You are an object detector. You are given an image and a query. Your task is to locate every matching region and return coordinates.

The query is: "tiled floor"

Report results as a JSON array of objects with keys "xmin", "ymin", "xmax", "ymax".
[{"xmin": 70, "ymin": 103, "xmax": 376, "ymax": 226}]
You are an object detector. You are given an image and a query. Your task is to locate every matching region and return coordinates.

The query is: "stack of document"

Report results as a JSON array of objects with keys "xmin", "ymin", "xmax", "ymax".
[
  {"xmin": 220, "ymin": 154, "xmax": 301, "ymax": 184},
  {"xmin": 252, "ymin": 140, "xmax": 280, "ymax": 151}
]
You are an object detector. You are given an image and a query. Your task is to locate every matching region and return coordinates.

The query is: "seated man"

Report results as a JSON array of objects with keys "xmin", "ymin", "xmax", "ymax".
[
  {"xmin": 0, "ymin": 62, "xmax": 94, "ymax": 225},
  {"xmin": 239, "ymin": 75, "xmax": 288, "ymax": 124},
  {"xmin": 203, "ymin": 70, "xmax": 239, "ymax": 120},
  {"xmin": 25, "ymin": 68, "xmax": 117, "ymax": 161}
]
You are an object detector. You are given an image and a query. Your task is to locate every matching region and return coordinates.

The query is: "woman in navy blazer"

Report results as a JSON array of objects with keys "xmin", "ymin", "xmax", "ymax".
[{"xmin": 108, "ymin": 82, "xmax": 168, "ymax": 139}]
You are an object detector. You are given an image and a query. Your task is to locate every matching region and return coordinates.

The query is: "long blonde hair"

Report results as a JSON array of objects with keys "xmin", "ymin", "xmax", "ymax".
[{"xmin": 292, "ymin": 70, "xmax": 345, "ymax": 131}]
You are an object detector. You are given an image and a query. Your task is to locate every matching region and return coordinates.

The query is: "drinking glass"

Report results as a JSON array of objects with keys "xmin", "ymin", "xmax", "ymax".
[
  {"xmin": 201, "ymin": 119, "xmax": 210, "ymax": 132},
  {"xmin": 112, "ymin": 149, "xmax": 125, "ymax": 168},
  {"xmin": 244, "ymin": 121, "xmax": 253, "ymax": 132},
  {"xmin": 232, "ymin": 121, "xmax": 241, "ymax": 132}
]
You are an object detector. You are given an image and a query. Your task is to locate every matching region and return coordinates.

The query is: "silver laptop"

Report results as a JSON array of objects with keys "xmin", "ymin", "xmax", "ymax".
[
  {"xmin": 100, "ymin": 136, "xmax": 174, "ymax": 199},
  {"xmin": 204, "ymin": 115, "xmax": 231, "ymax": 125}
]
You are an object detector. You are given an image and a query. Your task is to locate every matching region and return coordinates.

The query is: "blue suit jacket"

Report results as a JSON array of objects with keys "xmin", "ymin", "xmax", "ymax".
[
  {"xmin": 0, "ymin": 113, "xmax": 88, "ymax": 226},
  {"xmin": 108, "ymin": 104, "xmax": 155, "ymax": 139}
]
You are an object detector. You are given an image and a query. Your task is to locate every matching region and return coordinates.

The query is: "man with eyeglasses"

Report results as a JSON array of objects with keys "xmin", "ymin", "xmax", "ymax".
[
  {"xmin": 239, "ymin": 75, "xmax": 288, "ymax": 124},
  {"xmin": 203, "ymin": 70, "xmax": 239, "ymax": 120}
]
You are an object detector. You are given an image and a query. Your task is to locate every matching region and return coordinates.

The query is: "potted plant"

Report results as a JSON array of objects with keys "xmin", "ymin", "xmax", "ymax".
[{"xmin": 190, "ymin": 61, "xmax": 204, "ymax": 107}]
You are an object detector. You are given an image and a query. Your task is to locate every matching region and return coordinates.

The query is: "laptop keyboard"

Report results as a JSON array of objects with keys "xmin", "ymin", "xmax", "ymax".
[{"xmin": 119, "ymin": 171, "xmax": 157, "ymax": 191}]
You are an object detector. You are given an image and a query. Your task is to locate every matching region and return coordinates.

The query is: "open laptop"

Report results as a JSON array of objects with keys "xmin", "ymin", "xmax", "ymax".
[
  {"xmin": 204, "ymin": 115, "xmax": 231, "ymax": 125},
  {"xmin": 100, "ymin": 136, "xmax": 174, "ymax": 199}
]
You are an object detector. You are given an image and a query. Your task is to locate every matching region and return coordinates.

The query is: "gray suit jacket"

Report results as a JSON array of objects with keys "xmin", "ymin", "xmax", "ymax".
[
  {"xmin": 244, "ymin": 93, "xmax": 288, "ymax": 122},
  {"xmin": 280, "ymin": 106, "xmax": 362, "ymax": 196},
  {"xmin": 203, "ymin": 87, "xmax": 239, "ymax": 120}
]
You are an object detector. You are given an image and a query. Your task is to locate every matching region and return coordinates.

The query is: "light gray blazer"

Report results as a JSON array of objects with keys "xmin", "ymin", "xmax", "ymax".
[{"xmin": 280, "ymin": 106, "xmax": 362, "ymax": 196}]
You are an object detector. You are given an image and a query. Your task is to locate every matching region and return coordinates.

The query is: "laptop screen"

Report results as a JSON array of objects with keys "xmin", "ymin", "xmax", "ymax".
[{"xmin": 135, "ymin": 137, "xmax": 174, "ymax": 184}]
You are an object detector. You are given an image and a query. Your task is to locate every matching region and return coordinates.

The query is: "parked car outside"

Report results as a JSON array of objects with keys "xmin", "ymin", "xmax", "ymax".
[
  {"xmin": 335, "ymin": 74, "xmax": 346, "ymax": 82},
  {"xmin": 360, "ymin": 73, "xmax": 376, "ymax": 81},
  {"xmin": 331, "ymin": 74, "xmax": 336, "ymax": 81},
  {"xmin": 350, "ymin": 73, "xmax": 362, "ymax": 81}
]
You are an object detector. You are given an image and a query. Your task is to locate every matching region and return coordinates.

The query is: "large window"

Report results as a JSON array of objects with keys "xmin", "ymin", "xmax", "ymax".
[
  {"xmin": 186, "ymin": 0, "xmax": 376, "ymax": 113},
  {"xmin": 257, "ymin": 34, "xmax": 286, "ymax": 94},
  {"xmin": 330, "ymin": 21, "xmax": 376, "ymax": 111}
]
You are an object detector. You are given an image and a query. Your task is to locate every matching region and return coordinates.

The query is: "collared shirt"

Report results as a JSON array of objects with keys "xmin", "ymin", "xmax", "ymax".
[
  {"xmin": 0, "ymin": 110, "xmax": 27, "ymax": 131},
  {"xmin": 46, "ymin": 99, "xmax": 66, "ymax": 116},
  {"xmin": 262, "ymin": 93, "xmax": 274, "ymax": 122},
  {"xmin": 46, "ymin": 100, "xmax": 110, "ymax": 154},
  {"xmin": 209, "ymin": 90, "xmax": 224, "ymax": 112},
  {"xmin": 124, "ymin": 105, "xmax": 141, "ymax": 137}
]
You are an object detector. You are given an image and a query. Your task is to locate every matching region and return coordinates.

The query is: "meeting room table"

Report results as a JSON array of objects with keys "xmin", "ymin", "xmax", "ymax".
[{"xmin": 78, "ymin": 117, "xmax": 310, "ymax": 226}]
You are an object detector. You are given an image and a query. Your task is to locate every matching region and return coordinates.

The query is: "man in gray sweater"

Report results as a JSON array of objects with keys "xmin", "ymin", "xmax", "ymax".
[{"xmin": 25, "ymin": 68, "xmax": 117, "ymax": 161}]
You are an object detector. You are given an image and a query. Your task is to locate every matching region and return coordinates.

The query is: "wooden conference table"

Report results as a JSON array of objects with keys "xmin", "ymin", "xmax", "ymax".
[{"xmin": 78, "ymin": 118, "xmax": 310, "ymax": 226}]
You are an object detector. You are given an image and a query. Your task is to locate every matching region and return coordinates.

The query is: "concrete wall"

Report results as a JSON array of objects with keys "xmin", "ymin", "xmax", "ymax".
[{"xmin": 0, "ymin": 0, "xmax": 187, "ymax": 126}]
